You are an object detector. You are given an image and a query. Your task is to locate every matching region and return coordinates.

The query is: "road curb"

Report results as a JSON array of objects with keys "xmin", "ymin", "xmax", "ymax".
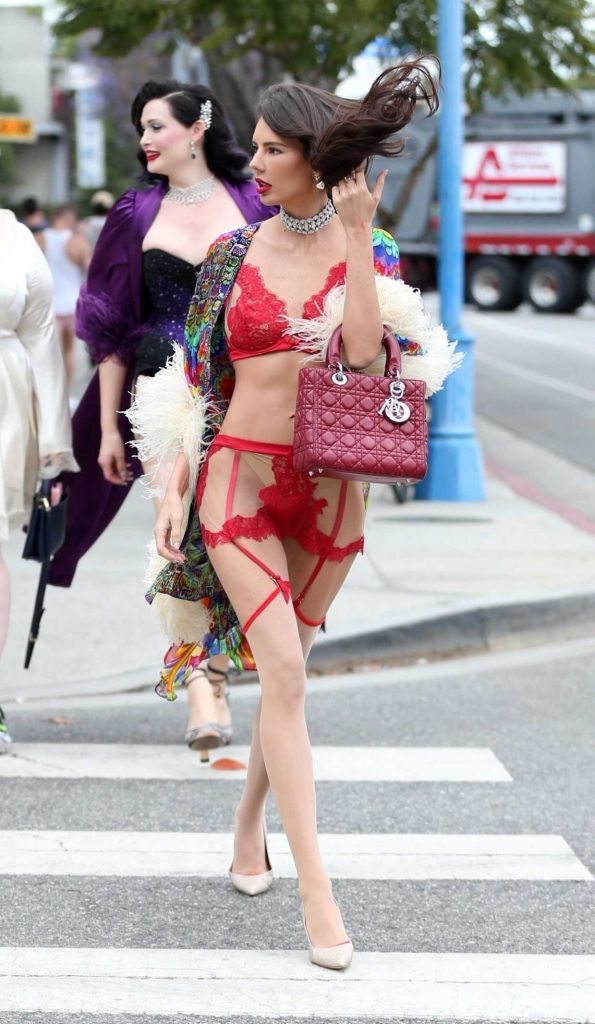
[
  {"xmin": 5, "ymin": 589, "xmax": 594, "ymax": 704},
  {"xmin": 307, "ymin": 589, "xmax": 595, "ymax": 670}
]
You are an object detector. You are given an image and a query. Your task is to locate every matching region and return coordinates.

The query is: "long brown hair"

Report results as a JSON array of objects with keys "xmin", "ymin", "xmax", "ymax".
[{"xmin": 257, "ymin": 57, "xmax": 440, "ymax": 189}]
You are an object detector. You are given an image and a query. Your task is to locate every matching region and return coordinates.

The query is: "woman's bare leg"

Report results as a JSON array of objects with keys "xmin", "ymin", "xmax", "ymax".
[
  {"xmin": 207, "ymin": 536, "xmax": 357, "ymax": 947},
  {"xmin": 232, "ymin": 697, "xmax": 270, "ymax": 872},
  {"xmin": 59, "ymin": 324, "xmax": 75, "ymax": 384},
  {"xmin": 231, "ymin": 515, "xmax": 362, "ymax": 864},
  {"xmin": 232, "ymin": 590, "xmax": 333, "ymax": 874}
]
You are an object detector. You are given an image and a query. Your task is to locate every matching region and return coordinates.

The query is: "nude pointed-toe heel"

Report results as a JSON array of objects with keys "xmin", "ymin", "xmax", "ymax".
[
  {"xmin": 229, "ymin": 828, "xmax": 273, "ymax": 896},
  {"xmin": 302, "ymin": 903, "xmax": 353, "ymax": 970}
]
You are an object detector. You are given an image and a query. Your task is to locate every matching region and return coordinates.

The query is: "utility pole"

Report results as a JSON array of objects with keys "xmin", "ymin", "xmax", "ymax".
[{"xmin": 416, "ymin": 0, "xmax": 486, "ymax": 501}]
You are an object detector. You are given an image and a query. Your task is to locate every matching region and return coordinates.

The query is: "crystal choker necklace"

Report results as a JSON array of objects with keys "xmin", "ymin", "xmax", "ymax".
[
  {"xmin": 279, "ymin": 197, "xmax": 335, "ymax": 235},
  {"xmin": 165, "ymin": 175, "xmax": 215, "ymax": 206}
]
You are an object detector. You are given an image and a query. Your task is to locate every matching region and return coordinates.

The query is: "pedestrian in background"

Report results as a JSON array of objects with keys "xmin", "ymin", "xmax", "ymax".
[
  {"xmin": 20, "ymin": 196, "xmax": 48, "ymax": 251},
  {"xmin": 80, "ymin": 190, "xmax": 115, "ymax": 251},
  {"xmin": 49, "ymin": 79, "xmax": 274, "ymax": 752},
  {"xmin": 0, "ymin": 209, "xmax": 78, "ymax": 750},
  {"xmin": 138, "ymin": 59, "xmax": 452, "ymax": 970},
  {"xmin": 44, "ymin": 205, "xmax": 91, "ymax": 383}
]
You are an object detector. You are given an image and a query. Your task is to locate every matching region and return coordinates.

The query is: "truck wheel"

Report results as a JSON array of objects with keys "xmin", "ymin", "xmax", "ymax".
[
  {"xmin": 583, "ymin": 260, "xmax": 595, "ymax": 304},
  {"xmin": 467, "ymin": 257, "xmax": 522, "ymax": 311},
  {"xmin": 522, "ymin": 257, "xmax": 583, "ymax": 313}
]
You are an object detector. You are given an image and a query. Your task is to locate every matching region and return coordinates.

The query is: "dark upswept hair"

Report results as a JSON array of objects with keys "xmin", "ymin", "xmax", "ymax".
[
  {"xmin": 130, "ymin": 79, "xmax": 251, "ymax": 185},
  {"xmin": 257, "ymin": 57, "xmax": 440, "ymax": 189}
]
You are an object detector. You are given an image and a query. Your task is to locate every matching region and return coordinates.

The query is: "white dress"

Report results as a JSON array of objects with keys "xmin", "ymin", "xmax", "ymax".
[{"xmin": 0, "ymin": 210, "xmax": 78, "ymax": 541}]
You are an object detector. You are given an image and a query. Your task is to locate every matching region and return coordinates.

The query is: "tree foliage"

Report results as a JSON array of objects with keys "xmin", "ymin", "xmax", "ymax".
[{"xmin": 56, "ymin": 0, "xmax": 595, "ymax": 102}]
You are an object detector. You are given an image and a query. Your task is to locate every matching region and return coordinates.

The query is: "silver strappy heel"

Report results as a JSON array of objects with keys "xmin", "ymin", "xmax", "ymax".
[
  {"xmin": 203, "ymin": 661, "xmax": 233, "ymax": 746},
  {"xmin": 185, "ymin": 663, "xmax": 232, "ymax": 753}
]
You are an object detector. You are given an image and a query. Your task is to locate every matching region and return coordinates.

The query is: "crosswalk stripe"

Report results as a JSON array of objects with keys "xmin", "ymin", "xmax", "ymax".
[
  {"xmin": 0, "ymin": 831, "xmax": 590, "ymax": 880},
  {"xmin": 1, "ymin": 948, "xmax": 594, "ymax": 1019},
  {"xmin": 0, "ymin": 743, "xmax": 512, "ymax": 781}
]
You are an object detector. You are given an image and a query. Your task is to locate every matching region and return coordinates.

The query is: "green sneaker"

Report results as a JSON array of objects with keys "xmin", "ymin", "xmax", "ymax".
[{"xmin": 0, "ymin": 705, "xmax": 12, "ymax": 752}]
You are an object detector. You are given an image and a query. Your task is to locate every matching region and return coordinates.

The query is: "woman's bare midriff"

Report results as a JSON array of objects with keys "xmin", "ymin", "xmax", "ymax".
[{"xmin": 220, "ymin": 349, "xmax": 313, "ymax": 445}]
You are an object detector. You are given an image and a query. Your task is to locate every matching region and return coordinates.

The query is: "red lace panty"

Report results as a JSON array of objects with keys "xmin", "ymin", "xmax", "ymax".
[{"xmin": 196, "ymin": 434, "xmax": 365, "ymax": 633}]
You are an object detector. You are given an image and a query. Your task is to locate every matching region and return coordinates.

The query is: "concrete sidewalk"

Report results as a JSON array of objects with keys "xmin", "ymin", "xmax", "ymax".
[{"xmin": 2, "ymin": 457, "xmax": 595, "ymax": 705}]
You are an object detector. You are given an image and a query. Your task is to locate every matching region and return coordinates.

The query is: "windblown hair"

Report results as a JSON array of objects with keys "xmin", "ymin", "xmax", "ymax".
[
  {"xmin": 131, "ymin": 79, "xmax": 251, "ymax": 186},
  {"xmin": 257, "ymin": 57, "xmax": 440, "ymax": 189}
]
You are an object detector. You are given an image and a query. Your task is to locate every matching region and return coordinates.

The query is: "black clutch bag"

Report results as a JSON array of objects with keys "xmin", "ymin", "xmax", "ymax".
[{"xmin": 22, "ymin": 480, "xmax": 69, "ymax": 563}]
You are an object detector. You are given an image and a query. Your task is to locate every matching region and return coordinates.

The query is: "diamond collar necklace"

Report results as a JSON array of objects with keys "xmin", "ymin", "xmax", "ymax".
[
  {"xmin": 165, "ymin": 175, "xmax": 215, "ymax": 206},
  {"xmin": 279, "ymin": 197, "xmax": 335, "ymax": 235}
]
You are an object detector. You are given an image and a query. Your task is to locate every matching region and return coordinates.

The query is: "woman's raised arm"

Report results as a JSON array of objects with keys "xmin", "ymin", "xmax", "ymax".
[{"xmin": 332, "ymin": 167, "xmax": 388, "ymax": 368}]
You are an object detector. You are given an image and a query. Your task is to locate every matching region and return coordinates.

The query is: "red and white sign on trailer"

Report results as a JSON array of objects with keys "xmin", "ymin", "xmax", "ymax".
[{"xmin": 462, "ymin": 141, "xmax": 567, "ymax": 214}]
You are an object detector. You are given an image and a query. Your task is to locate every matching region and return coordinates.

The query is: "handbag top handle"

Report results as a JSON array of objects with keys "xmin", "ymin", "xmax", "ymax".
[{"xmin": 327, "ymin": 325, "xmax": 402, "ymax": 377}]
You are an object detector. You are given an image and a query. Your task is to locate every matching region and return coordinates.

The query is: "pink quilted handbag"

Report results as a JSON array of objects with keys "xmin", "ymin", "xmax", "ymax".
[{"xmin": 293, "ymin": 326, "xmax": 427, "ymax": 484}]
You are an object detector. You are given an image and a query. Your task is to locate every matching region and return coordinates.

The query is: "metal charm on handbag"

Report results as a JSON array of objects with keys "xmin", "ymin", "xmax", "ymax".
[{"xmin": 293, "ymin": 326, "xmax": 428, "ymax": 485}]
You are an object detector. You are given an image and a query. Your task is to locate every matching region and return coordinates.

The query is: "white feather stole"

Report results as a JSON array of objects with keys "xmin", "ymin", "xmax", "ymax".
[
  {"xmin": 126, "ymin": 345, "xmax": 206, "ymax": 499},
  {"xmin": 286, "ymin": 276, "xmax": 463, "ymax": 395}
]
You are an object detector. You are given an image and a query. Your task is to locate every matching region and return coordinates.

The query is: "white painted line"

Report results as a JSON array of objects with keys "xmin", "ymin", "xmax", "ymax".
[
  {"xmin": 0, "ymin": 831, "xmax": 590, "ymax": 881},
  {"xmin": 1, "ymin": 948, "xmax": 594, "ymax": 1019},
  {"xmin": 476, "ymin": 351, "xmax": 595, "ymax": 404},
  {"xmin": 468, "ymin": 310, "xmax": 595, "ymax": 356},
  {"xmin": 0, "ymin": 743, "xmax": 512, "ymax": 781}
]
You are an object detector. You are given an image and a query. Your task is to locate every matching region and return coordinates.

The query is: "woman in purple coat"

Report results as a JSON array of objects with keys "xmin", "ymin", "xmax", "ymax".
[{"xmin": 50, "ymin": 80, "xmax": 274, "ymax": 748}]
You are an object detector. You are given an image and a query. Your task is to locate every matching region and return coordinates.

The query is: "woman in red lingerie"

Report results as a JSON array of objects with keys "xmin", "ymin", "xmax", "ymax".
[{"xmin": 146, "ymin": 60, "xmax": 442, "ymax": 970}]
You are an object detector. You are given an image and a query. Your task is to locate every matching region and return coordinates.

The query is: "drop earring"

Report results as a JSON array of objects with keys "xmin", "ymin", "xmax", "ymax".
[
  {"xmin": 190, "ymin": 141, "xmax": 196, "ymax": 160},
  {"xmin": 314, "ymin": 175, "xmax": 325, "ymax": 191}
]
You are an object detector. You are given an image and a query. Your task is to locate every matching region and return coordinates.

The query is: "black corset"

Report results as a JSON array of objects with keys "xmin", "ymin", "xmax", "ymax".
[{"xmin": 135, "ymin": 249, "xmax": 201, "ymax": 378}]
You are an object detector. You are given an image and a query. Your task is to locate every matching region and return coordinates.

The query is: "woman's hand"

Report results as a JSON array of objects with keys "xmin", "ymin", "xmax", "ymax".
[
  {"xmin": 331, "ymin": 167, "xmax": 388, "ymax": 233},
  {"xmin": 154, "ymin": 490, "xmax": 186, "ymax": 563},
  {"xmin": 98, "ymin": 428, "xmax": 133, "ymax": 485}
]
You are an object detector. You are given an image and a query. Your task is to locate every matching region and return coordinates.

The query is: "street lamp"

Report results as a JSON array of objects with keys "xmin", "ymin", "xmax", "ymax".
[{"xmin": 416, "ymin": 0, "xmax": 486, "ymax": 501}]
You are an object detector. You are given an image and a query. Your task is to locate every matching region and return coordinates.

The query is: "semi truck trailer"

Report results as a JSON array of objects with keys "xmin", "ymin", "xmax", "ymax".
[{"xmin": 379, "ymin": 91, "xmax": 595, "ymax": 313}]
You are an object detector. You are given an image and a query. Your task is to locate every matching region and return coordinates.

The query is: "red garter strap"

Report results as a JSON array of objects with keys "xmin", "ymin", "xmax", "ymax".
[
  {"xmin": 232, "ymin": 537, "xmax": 291, "ymax": 633},
  {"xmin": 293, "ymin": 479, "xmax": 349, "ymax": 613},
  {"xmin": 213, "ymin": 434, "xmax": 293, "ymax": 457},
  {"xmin": 294, "ymin": 606, "xmax": 326, "ymax": 627}
]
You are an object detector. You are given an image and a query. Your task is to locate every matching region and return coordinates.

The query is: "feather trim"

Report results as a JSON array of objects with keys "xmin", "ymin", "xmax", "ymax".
[
  {"xmin": 285, "ymin": 277, "xmax": 463, "ymax": 396},
  {"xmin": 125, "ymin": 345, "xmax": 207, "ymax": 498},
  {"xmin": 75, "ymin": 285, "xmax": 148, "ymax": 365}
]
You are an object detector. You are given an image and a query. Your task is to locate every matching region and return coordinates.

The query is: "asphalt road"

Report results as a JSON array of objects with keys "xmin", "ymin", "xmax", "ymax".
[
  {"xmin": 469, "ymin": 303, "xmax": 595, "ymax": 473},
  {"xmin": 1, "ymin": 636, "xmax": 595, "ymax": 1022}
]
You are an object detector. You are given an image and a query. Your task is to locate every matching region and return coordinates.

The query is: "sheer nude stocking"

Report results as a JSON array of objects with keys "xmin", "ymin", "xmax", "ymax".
[
  {"xmin": 207, "ymin": 535, "xmax": 359, "ymax": 947},
  {"xmin": 199, "ymin": 445, "xmax": 364, "ymax": 945}
]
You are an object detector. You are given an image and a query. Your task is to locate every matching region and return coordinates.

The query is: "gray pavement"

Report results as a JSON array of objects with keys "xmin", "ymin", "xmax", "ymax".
[{"xmin": 470, "ymin": 302, "xmax": 595, "ymax": 477}]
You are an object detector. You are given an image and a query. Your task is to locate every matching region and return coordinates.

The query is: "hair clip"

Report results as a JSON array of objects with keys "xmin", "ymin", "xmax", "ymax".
[{"xmin": 200, "ymin": 99, "xmax": 213, "ymax": 131}]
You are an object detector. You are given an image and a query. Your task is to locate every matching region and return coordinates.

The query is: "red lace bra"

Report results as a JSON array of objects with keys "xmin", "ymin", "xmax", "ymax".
[{"xmin": 226, "ymin": 261, "xmax": 346, "ymax": 362}]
